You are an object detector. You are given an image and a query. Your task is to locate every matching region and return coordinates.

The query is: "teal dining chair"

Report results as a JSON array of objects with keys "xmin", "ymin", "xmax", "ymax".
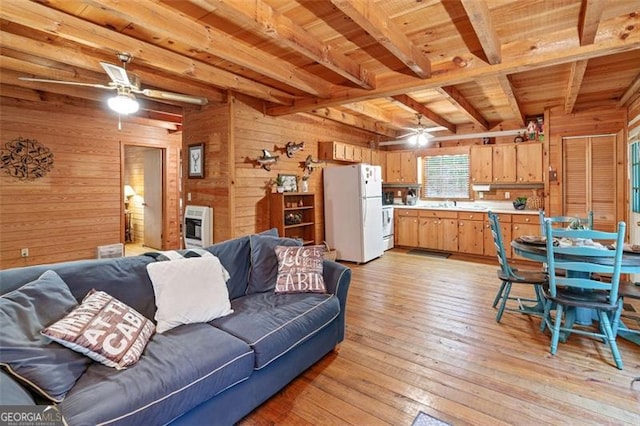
[
  {"xmin": 539, "ymin": 210, "xmax": 593, "ymax": 235},
  {"xmin": 488, "ymin": 211, "xmax": 547, "ymax": 322},
  {"xmin": 541, "ymin": 220, "xmax": 626, "ymax": 369}
]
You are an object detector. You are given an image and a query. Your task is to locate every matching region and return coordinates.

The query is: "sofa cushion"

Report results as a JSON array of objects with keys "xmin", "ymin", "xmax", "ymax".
[
  {"xmin": 275, "ymin": 245, "xmax": 326, "ymax": 294},
  {"xmin": 147, "ymin": 256, "xmax": 234, "ymax": 333},
  {"xmin": 206, "ymin": 228, "xmax": 278, "ymax": 299},
  {"xmin": 0, "ymin": 270, "xmax": 91, "ymax": 402},
  {"xmin": 211, "ymin": 292, "xmax": 340, "ymax": 369},
  {"xmin": 41, "ymin": 289, "xmax": 155, "ymax": 370},
  {"xmin": 59, "ymin": 323, "xmax": 254, "ymax": 426},
  {"xmin": 0, "ymin": 370, "xmax": 35, "ymax": 405},
  {"xmin": 246, "ymin": 234, "xmax": 301, "ymax": 295}
]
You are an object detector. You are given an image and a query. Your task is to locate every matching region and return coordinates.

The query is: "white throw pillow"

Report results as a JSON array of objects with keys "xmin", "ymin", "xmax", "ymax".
[{"xmin": 146, "ymin": 256, "xmax": 233, "ymax": 333}]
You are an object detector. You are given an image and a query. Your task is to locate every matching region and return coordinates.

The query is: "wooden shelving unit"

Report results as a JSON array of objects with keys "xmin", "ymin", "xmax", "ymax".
[{"xmin": 270, "ymin": 192, "xmax": 316, "ymax": 245}]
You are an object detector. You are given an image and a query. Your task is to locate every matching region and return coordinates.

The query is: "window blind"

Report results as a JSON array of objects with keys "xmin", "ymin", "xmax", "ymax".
[{"xmin": 422, "ymin": 154, "xmax": 469, "ymax": 198}]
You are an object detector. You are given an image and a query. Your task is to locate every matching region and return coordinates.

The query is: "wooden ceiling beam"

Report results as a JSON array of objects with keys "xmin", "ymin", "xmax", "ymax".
[
  {"xmin": 578, "ymin": 0, "xmax": 605, "ymax": 46},
  {"xmin": 564, "ymin": 60, "xmax": 589, "ymax": 114},
  {"xmin": 86, "ymin": 0, "xmax": 332, "ymax": 98},
  {"xmin": 330, "ymin": 0, "xmax": 431, "ymax": 79},
  {"xmin": 191, "ymin": 0, "xmax": 374, "ymax": 90},
  {"xmin": 618, "ymin": 71, "xmax": 640, "ymax": 107},
  {"xmin": 496, "ymin": 75, "xmax": 525, "ymax": 127},
  {"xmin": 340, "ymin": 102, "xmax": 410, "ymax": 130},
  {"xmin": 390, "ymin": 94, "xmax": 456, "ymax": 133},
  {"xmin": 460, "ymin": 0, "xmax": 502, "ymax": 65},
  {"xmin": 307, "ymin": 107, "xmax": 399, "ymax": 138},
  {"xmin": 0, "ymin": 0, "xmax": 295, "ymax": 105},
  {"xmin": 267, "ymin": 15, "xmax": 640, "ymax": 116},
  {"xmin": 436, "ymin": 86, "xmax": 490, "ymax": 130}
]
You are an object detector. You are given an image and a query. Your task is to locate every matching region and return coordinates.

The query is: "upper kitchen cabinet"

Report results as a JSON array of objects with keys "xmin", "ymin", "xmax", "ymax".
[
  {"xmin": 516, "ymin": 143, "xmax": 543, "ymax": 182},
  {"xmin": 386, "ymin": 151, "xmax": 418, "ymax": 184},
  {"xmin": 470, "ymin": 143, "xmax": 543, "ymax": 184},
  {"xmin": 319, "ymin": 141, "xmax": 348, "ymax": 161}
]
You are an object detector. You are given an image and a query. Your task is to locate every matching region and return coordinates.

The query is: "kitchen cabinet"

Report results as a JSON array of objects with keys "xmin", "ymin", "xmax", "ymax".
[
  {"xmin": 418, "ymin": 210, "xmax": 458, "ymax": 251},
  {"xmin": 386, "ymin": 151, "xmax": 418, "ymax": 184},
  {"xmin": 483, "ymin": 213, "xmax": 512, "ymax": 258},
  {"xmin": 511, "ymin": 214, "xmax": 540, "ymax": 258},
  {"xmin": 470, "ymin": 145, "xmax": 492, "ymax": 183},
  {"xmin": 516, "ymin": 143, "xmax": 543, "ymax": 182},
  {"xmin": 457, "ymin": 212, "xmax": 484, "ymax": 255},
  {"xmin": 395, "ymin": 209, "xmax": 419, "ymax": 247},
  {"xmin": 270, "ymin": 192, "xmax": 316, "ymax": 245},
  {"xmin": 470, "ymin": 143, "xmax": 543, "ymax": 184},
  {"xmin": 319, "ymin": 141, "xmax": 348, "ymax": 161},
  {"xmin": 371, "ymin": 150, "xmax": 386, "ymax": 181}
]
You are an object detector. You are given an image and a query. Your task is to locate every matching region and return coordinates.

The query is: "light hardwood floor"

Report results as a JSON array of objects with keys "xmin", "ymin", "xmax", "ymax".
[{"xmin": 239, "ymin": 249, "xmax": 640, "ymax": 425}]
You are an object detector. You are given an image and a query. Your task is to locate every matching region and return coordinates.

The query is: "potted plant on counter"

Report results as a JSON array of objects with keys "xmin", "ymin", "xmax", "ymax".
[{"xmin": 274, "ymin": 175, "xmax": 285, "ymax": 193}]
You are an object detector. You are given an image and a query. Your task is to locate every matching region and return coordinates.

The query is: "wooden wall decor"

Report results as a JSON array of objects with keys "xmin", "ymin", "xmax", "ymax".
[
  {"xmin": 0, "ymin": 137, "xmax": 54, "ymax": 181},
  {"xmin": 303, "ymin": 155, "xmax": 323, "ymax": 174}
]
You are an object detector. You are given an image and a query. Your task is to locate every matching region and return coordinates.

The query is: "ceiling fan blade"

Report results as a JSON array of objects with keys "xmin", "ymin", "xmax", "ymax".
[
  {"xmin": 18, "ymin": 77, "xmax": 114, "ymax": 90},
  {"xmin": 139, "ymin": 89, "xmax": 208, "ymax": 105},
  {"xmin": 100, "ymin": 62, "xmax": 132, "ymax": 86},
  {"xmin": 397, "ymin": 131, "xmax": 417, "ymax": 139}
]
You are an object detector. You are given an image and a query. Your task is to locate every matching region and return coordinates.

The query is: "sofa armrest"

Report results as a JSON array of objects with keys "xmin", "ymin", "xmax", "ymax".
[
  {"xmin": 323, "ymin": 260, "xmax": 352, "ymax": 343},
  {"xmin": 0, "ymin": 370, "xmax": 36, "ymax": 406}
]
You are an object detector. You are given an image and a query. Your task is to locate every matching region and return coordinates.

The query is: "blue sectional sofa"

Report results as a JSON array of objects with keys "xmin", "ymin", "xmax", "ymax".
[{"xmin": 0, "ymin": 231, "xmax": 351, "ymax": 425}]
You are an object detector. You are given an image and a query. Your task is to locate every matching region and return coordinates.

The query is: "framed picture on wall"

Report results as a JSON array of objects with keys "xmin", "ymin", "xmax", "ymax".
[
  {"xmin": 278, "ymin": 174, "xmax": 298, "ymax": 192},
  {"xmin": 188, "ymin": 143, "xmax": 205, "ymax": 178}
]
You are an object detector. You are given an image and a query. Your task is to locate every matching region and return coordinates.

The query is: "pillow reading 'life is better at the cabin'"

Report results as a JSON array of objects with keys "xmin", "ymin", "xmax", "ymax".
[{"xmin": 274, "ymin": 245, "xmax": 326, "ymax": 294}]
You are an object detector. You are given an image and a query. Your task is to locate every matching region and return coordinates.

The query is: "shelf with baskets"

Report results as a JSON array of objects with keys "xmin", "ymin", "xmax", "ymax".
[{"xmin": 270, "ymin": 192, "xmax": 316, "ymax": 245}]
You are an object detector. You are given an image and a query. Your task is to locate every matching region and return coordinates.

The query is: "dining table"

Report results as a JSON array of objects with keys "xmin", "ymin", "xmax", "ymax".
[{"xmin": 511, "ymin": 237, "xmax": 640, "ymax": 345}]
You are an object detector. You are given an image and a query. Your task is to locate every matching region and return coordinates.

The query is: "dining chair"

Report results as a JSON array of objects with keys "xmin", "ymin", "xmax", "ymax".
[
  {"xmin": 541, "ymin": 220, "xmax": 626, "ymax": 369},
  {"xmin": 488, "ymin": 211, "xmax": 548, "ymax": 322},
  {"xmin": 538, "ymin": 210, "xmax": 594, "ymax": 235},
  {"xmin": 617, "ymin": 281, "xmax": 640, "ymax": 342}
]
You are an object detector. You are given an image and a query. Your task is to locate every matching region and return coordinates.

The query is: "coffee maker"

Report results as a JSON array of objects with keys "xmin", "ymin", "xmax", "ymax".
[{"xmin": 383, "ymin": 191, "xmax": 395, "ymax": 205}]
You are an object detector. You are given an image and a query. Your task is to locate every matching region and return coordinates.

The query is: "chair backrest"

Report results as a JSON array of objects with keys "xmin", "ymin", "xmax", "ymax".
[
  {"xmin": 488, "ymin": 211, "xmax": 517, "ymax": 276},
  {"xmin": 543, "ymin": 220, "xmax": 626, "ymax": 304},
  {"xmin": 539, "ymin": 210, "xmax": 594, "ymax": 235}
]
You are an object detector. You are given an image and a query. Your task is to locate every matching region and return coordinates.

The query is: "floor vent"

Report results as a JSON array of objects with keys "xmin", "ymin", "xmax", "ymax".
[{"xmin": 97, "ymin": 243, "xmax": 124, "ymax": 259}]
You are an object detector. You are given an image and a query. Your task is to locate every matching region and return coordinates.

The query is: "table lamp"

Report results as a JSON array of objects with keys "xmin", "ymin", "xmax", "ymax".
[{"xmin": 124, "ymin": 185, "xmax": 136, "ymax": 210}]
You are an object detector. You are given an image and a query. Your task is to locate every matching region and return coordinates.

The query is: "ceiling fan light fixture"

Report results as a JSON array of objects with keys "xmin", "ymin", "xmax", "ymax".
[
  {"xmin": 417, "ymin": 133, "xmax": 429, "ymax": 147},
  {"xmin": 108, "ymin": 92, "xmax": 139, "ymax": 115}
]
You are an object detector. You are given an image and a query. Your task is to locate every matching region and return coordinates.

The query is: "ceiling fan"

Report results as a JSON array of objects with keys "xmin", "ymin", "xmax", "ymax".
[
  {"xmin": 396, "ymin": 114, "xmax": 444, "ymax": 147},
  {"xmin": 19, "ymin": 52, "xmax": 209, "ymax": 116}
]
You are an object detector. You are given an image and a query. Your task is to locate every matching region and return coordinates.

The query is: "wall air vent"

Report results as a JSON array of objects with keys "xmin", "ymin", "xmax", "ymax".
[{"xmin": 97, "ymin": 243, "xmax": 124, "ymax": 259}]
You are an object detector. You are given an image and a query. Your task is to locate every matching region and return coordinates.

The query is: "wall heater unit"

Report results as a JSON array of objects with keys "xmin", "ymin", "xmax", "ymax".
[
  {"xmin": 97, "ymin": 243, "xmax": 124, "ymax": 259},
  {"xmin": 184, "ymin": 205, "xmax": 213, "ymax": 249}
]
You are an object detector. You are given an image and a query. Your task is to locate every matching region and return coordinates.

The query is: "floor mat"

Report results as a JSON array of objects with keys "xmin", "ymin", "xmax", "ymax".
[
  {"xmin": 412, "ymin": 411, "xmax": 449, "ymax": 426},
  {"xmin": 406, "ymin": 249, "xmax": 451, "ymax": 259}
]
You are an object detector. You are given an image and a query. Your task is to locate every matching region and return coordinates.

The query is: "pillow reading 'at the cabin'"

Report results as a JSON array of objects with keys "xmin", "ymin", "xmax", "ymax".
[
  {"xmin": 274, "ymin": 245, "xmax": 326, "ymax": 294},
  {"xmin": 41, "ymin": 289, "xmax": 155, "ymax": 370}
]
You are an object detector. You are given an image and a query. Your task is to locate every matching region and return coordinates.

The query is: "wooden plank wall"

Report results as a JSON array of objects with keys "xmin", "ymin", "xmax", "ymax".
[
  {"xmin": 546, "ymin": 105, "xmax": 627, "ymax": 221},
  {"xmin": 182, "ymin": 102, "xmax": 231, "ymax": 243},
  {"xmin": 184, "ymin": 93, "xmax": 375, "ymax": 244},
  {"xmin": 0, "ymin": 100, "xmax": 181, "ymax": 269},
  {"xmin": 231, "ymin": 95, "xmax": 374, "ymax": 242}
]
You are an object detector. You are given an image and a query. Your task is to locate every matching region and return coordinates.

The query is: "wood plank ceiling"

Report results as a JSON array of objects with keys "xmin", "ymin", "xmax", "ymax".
[{"xmin": 1, "ymin": 0, "xmax": 639, "ymax": 137}]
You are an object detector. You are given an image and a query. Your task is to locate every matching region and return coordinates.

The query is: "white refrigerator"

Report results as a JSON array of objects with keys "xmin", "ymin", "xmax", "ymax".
[{"xmin": 323, "ymin": 164, "xmax": 384, "ymax": 263}]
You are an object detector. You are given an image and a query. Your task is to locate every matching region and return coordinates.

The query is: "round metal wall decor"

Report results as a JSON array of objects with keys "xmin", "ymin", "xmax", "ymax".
[{"xmin": 0, "ymin": 137, "xmax": 54, "ymax": 181}]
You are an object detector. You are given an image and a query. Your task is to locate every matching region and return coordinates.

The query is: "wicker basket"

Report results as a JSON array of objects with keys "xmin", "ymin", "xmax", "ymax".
[
  {"xmin": 322, "ymin": 241, "xmax": 337, "ymax": 261},
  {"xmin": 526, "ymin": 189, "xmax": 543, "ymax": 210}
]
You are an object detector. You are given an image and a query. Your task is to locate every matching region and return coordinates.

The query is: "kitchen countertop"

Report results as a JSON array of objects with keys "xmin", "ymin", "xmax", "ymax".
[{"xmin": 390, "ymin": 203, "xmax": 538, "ymax": 215}]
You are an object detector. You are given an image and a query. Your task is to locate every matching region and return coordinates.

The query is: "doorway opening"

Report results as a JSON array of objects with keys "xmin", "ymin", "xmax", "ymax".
[{"xmin": 123, "ymin": 145, "xmax": 165, "ymax": 256}]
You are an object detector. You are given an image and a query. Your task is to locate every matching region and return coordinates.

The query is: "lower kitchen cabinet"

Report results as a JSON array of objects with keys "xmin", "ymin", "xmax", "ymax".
[
  {"xmin": 418, "ymin": 210, "xmax": 458, "ymax": 251},
  {"xmin": 458, "ymin": 212, "xmax": 485, "ymax": 255},
  {"xmin": 511, "ymin": 214, "xmax": 540, "ymax": 258},
  {"xmin": 395, "ymin": 209, "xmax": 419, "ymax": 247}
]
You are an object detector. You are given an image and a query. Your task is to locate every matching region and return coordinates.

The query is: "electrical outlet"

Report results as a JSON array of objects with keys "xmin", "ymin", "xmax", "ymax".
[
  {"xmin": 478, "ymin": 192, "xmax": 484, "ymax": 199},
  {"xmin": 187, "ymin": 192, "xmax": 192, "ymax": 201},
  {"xmin": 21, "ymin": 248, "xmax": 29, "ymax": 257},
  {"xmin": 504, "ymin": 191, "xmax": 510, "ymax": 199}
]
